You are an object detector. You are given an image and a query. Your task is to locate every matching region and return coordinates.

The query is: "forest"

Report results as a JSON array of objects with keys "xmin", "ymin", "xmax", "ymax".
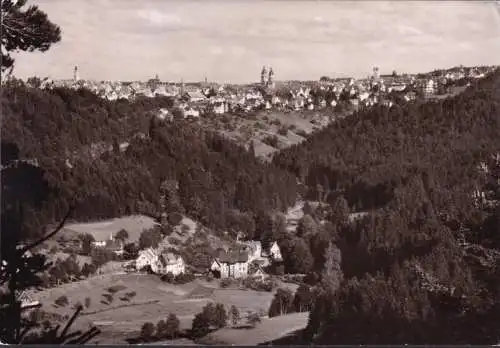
[
  {"xmin": 1, "ymin": 80, "xmax": 298, "ymax": 243},
  {"xmin": 271, "ymin": 68, "xmax": 500, "ymax": 343}
]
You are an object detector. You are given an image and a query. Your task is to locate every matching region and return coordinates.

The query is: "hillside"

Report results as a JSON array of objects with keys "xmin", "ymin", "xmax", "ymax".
[
  {"xmin": 272, "ymin": 69, "xmax": 500, "ymax": 343},
  {"xmin": 1, "ymin": 82, "xmax": 297, "ymax": 243}
]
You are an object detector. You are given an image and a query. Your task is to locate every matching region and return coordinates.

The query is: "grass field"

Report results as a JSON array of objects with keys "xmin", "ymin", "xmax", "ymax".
[
  {"xmin": 202, "ymin": 312, "xmax": 310, "ymax": 345},
  {"xmin": 63, "ymin": 215, "xmax": 158, "ymax": 243},
  {"xmin": 31, "ymin": 273, "xmax": 278, "ymax": 344}
]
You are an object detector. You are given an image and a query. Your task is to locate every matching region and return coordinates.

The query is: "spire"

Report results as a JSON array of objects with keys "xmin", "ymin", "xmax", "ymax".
[
  {"xmin": 261, "ymin": 66, "xmax": 267, "ymax": 85},
  {"xmin": 73, "ymin": 65, "xmax": 79, "ymax": 82}
]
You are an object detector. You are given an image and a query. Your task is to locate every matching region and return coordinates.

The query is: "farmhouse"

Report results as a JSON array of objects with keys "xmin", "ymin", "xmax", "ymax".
[
  {"xmin": 157, "ymin": 253, "xmax": 185, "ymax": 276},
  {"xmin": 135, "ymin": 248, "xmax": 185, "ymax": 275},
  {"xmin": 211, "ymin": 249, "xmax": 249, "ymax": 279},
  {"xmin": 91, "ymin": 232, "xmax": 124, "ymax": 255}
]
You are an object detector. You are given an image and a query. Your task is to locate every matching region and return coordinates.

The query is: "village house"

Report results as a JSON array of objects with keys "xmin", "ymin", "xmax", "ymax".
[
  {"xmin": 91, "ymin": 232, "xmax": 124, "ymax": 255},
  {"xmin": 136, "ymin": 248, "xmax": 185, "ymax": 275},
  {"xmin": 210, "ymin": 249, "xmax": 249, "ymax": 279}
]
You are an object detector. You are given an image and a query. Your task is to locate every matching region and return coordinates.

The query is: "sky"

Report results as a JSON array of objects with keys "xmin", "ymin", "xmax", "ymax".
[{"xmin": 11, "ymin": 0, "xmax": 500, "ymax": 83}]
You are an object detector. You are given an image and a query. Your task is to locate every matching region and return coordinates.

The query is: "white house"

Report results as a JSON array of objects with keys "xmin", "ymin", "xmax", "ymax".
[
  {"xmin": 267, "ymin": 241, "xmax": 282, "ymax": 261},
  {"xmin": 136, "ymin": 248, "xmax": 159, "ymax": 271},
  {"xmin": 136, "ymin": 248, "xmax": 185, "ymax": 275},
  {"xmin": 157, "ymin": 253, "xmax": 185, "ymax": 276},
  {"xmin": 211, "ymin": 249, "xmax": 249, "ymax": 279}
]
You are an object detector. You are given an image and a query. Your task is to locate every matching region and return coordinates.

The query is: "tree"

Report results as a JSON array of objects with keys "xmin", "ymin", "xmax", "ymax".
[
  {"xmin": 140, "ymin": 322, "xmax": 155, "ymax": 342},
  {"xmin": 320, "ymin": 243, "xmax": 343, "ymax": 294},
  {"xmin": 90, "ymin": 248, "xmax": 112, "ymax": 273},
  {"xmin": 281, "ymin": 237, "xmax": 314, "ymax": 274},
  {"xmin": 293, "ymin": 284, "xmax": 313, "ymax": 312},
  {"xmin": 79, "ymin": 233, "xmax": 95, "ymax": 256},
  {"xmin": 138, "ymin": 228, "xmax": 162, "ymax": 250},
  {"xmin": 155, "ymin": 319, "xmax": 167, "ymax": 339},
  {"xmin": 1, "ymin": 0, "xmax": 61, "ymax": 72},
  {"xmin": 268, "ymin": 288, "xmax": 294, "ymax": 317},
  {"xmin": 123, "ymin": 243, "xmax": 139, "ymax": 260},
  {"xmin": 329, "ymin": 196, "xmax": 349, "ymax": 228},
  {"xmin": 164, "ymin": 313, "xmax": 180, "ymax": 339},
  {"xmin": 191, "ymin": 312, "xmax": 210, "ymax": 338},
  {"xmin": 115, "ymin": 229, "xmax": 129, "ymax": 243},
  {"xmin": 246, "ymin": 313, "xmax": 261, "ymax": 328},
  {"xmin": 84, "ymin": 297, "xmax": 91, "ymax": 309},
  {"xmin": 296, "ymin": 215, "xmax": 317, "ymax": 237},
  {"xmin": 229, "ymin": 305, "xmax": 240, "ymax": 326},
  {"xmin": 54, "ymin": 295, "xmax": 68, "ymax": 307},
  {"xmin": 213, "ymin": 303, "xmax": 227, "ymax": 329}
]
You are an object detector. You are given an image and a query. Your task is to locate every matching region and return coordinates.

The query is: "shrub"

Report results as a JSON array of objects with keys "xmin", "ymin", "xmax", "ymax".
[
  {"xmin": 161, "ymin": 272, "xmax": 175, "ymax": 283},
  {"xmin": 220, "ymin": 278, "xmax": 233, "ymax": 288},
  {"xmin": 246, "ymin": 312, "xmax": 261, "ymax": 327},
  {"xmin": 168, "ymin": 212, "xmax": 183, "ymax": 226},
  {"xmin": 174, "ymin": 272, "xmax": 195, "ymax": 284},
  {"xmin": 107, "ymin": 285, "xmax": 126, "ymax": 294},
  {"xmin": 140, "ymin": 322, "xmax": 155, "ymax": 342},
  {"xmin": 102, "ymin": 293, "xmax": 114, "ymax": 304},
  {"xmin": 277, "ymin": 125, "xmax": 288, "ymax": 136},
  {"xmin": 262, "ymin": 135, "xmax": 279, "ymax": 148},
  {"xmin": 54, "ymin": 295, "xmax": 69, "ymax": 307}
]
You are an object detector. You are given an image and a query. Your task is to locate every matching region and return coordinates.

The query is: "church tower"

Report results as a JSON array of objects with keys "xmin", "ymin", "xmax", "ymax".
[
  {"xmin": 267, "ymin": 67, "xmax": 274, "ymax": 88},
  {"xmin": 261, "ymin": 66, "xmax": 268, "ymax": 86},
  {"xmin": 73, "ymin": 65, "xmax": 79, "ymax": 81}
]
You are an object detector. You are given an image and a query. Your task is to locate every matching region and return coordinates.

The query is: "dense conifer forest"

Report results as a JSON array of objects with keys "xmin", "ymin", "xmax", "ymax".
[
  {"xmin": 1, "ymin": 81, "xmax": 297, "ymax": 242},
  {"xmin": 272, "ymin": 68, "xmax": 500, "ymax": 344}
]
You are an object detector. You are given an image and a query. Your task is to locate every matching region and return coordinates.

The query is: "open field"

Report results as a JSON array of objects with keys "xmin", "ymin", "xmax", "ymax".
[
  {"xmin": 63, "ymin": 215, "xmax": 158, "ymax": 242},
  {"xmin": 202, "ymin": 312, "xmax": 310, "ymax": 345},
  {"xmin": 30, "ymin": 273, "xmax": 279, "ymax": 344}
]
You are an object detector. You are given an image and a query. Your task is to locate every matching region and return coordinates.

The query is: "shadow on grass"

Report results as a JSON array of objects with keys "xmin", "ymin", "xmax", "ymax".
[{"xmin": 259, "ymin": 328, "xmax": 309, "ymax": 346}]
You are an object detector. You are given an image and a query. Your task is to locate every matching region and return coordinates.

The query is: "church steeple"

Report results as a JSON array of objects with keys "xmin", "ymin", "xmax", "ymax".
[
  {"xmin": 267, "ymin": 67, "xmax": 275, "ymax": 88},
  {"xmin": 261, "ymin": 66, "xmax": 268, "ymax": 86},
  {"xmin": 73, "ymin": 65, "xmax": 79, "ymax": 81}
]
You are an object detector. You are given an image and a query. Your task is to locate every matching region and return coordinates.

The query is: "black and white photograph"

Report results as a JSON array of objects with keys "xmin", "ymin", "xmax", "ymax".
[{"xmin": 1, "ymin": 0, "xmax": 500, "ymax": 345}]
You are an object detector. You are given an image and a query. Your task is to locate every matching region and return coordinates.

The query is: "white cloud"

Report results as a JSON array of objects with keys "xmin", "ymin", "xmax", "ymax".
[{"xmin": 136, "ymin": 9, "xmax": 182, "ymax": 28}]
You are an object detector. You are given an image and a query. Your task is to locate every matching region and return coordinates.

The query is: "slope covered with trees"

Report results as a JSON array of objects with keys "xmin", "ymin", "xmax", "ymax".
[
  {"xmin": 272, "ymin": 69, "xmax": 500, "ymax": 343},
  {"xmin": 1, "ymin": 81, "xmax": 297, "ymax": 241}
]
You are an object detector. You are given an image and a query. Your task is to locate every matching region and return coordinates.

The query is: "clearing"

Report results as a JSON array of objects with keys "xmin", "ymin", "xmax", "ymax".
[
  {"xmin": 202, "ymin": 311, "xmax": 310, "ymax": 345},
  {"xmin": 63, "ymin": 215, "xmax": 158, "ymax": 242},
  {"xmin": 31, "ymin": 273, "xmax": 277, "ymax": 344}
]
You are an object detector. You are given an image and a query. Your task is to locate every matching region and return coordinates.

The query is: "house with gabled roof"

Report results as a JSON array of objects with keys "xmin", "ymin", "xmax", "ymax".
[{"xmin": 210, "ymin": 248, "xmax": 249, "ymax": 279}]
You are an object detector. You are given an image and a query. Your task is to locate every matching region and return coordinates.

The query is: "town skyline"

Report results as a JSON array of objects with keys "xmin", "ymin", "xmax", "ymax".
[{"xmin": 10, "ymin": 0, "xmax": 500, "ymax": 83}]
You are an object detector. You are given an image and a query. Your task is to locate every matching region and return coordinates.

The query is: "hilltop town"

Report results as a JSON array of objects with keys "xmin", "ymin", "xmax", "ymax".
[{"xmin": 24, "ymin": 64, "xmax": 496, "ymax": 162}]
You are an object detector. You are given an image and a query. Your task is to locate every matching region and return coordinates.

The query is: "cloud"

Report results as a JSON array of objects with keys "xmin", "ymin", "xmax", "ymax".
[{"xmin": 136, "ymin": 9, "xmax": 182, "ymax": 28}]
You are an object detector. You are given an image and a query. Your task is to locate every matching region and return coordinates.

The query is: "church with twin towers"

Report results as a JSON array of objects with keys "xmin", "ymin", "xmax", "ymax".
[{"xmin": 260, "ymin": 66, "xmax": 275, "ymax": 89}]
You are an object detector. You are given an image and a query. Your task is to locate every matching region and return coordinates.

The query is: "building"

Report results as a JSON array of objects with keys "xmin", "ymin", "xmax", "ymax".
[
  {"xmin": 73, "ymin": 66, "xmax": 79, "ymax": 82},
  {"xmin": 422, "ymin": 79, "xmax": 436, "ymax": 95},
  {"xmin": 136, "ymin": 248, "xmax": 185, "ymax": 275},
  {"xmin": 210, "ymin": 249, "xmax": 249, "ymax": 279},
  {"xmin": 268, "ymin": 241, "xmax": 283, "ymax": 261},
  {"xmin": 157, "ymin": 253, "xmax": 186, "ymax": 276},
  {"xmin": 136, "ymin": 248, "xmax": 159, "ymax": 271},
  {"xmin": 91, "ymin": 232, "xmax": 124, "ymax": 255}
]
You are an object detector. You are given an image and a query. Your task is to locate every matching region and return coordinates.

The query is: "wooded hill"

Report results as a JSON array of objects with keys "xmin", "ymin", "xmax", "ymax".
[
  {"xmin": 1, "ymin": 80, "xmax": 297, "ymax": 242},
  {"xmin": 272, "ymin": 69, "xmax": 500, "ymax": 343}
]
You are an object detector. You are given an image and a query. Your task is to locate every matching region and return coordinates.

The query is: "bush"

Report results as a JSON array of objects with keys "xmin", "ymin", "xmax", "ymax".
[
  {"xmin": 54, "ymin": 295, "xmax": 69, "ymax": 307},
  {"xmin": 161, "ymin": 272, "xmax": 175, "ymax": 283},
  {"xmin": 107, "ymin": 285, "xmax": 126, "ymax": 293},
  {"xmin": 220, "ymin": 278, "xmax": 233, "ymax": 288},
  {"xmin": 168, "ymin": 212, "xmax": 183, "ymax": 226},
  {"xmin": 262, "ymin": 135, "xmax": 279, "ymax": 148},
  {"xmin": 140, "ymin": 322, "xmax": 155, "ymax": 342},
  {"xmin": 277, "ymin": 125, "xmax": 288, "ymax": 136},
  {"xmin": 174, "ymin": 272, "xmax": 195, "ymax": 284}
]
